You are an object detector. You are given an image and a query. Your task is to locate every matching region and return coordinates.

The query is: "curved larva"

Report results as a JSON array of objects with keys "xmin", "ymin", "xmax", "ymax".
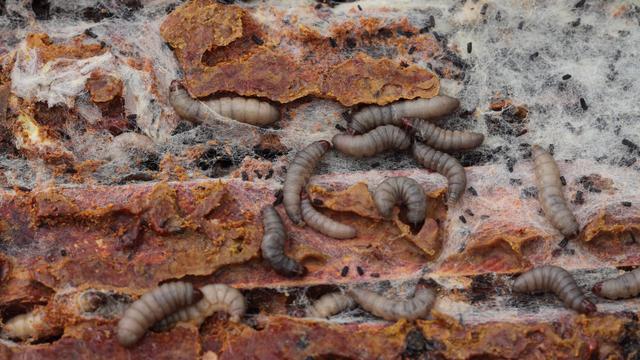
[
  {"xmin": 373, "ymin": 176, "xmax": 427, "ymax": 226},
  {"xmin": 348, "ymin": 287, "xmax": 436, "ymax": 321},
  {"xmin": 513, "ymin": 265, "xmax": 596, "ymax": 313},
  {"xmin": 1, "ymin": 307, "xmax": 53, "ymax": 341},
  {"xmin": 332, "ymin": 125, "xmax": 411, "ymax": 158},
  {"xmin": 261, "ymin": 205, "xmax": 306, "ymax": 277},
  {"xmin": 349, "ymin": 96, "xmax": 460, "ymax": 134},
  {"xmin": 592, "ymin": 268, "xmax": 640, "ymax": 299},
  {"xmin": 411, "ymin": 142, "xmax": 466, "ymax": 205},
  {"xmin": 405, "ymin": 119, "xmax": 484, "ymax": 151},
  {"xmin": 153, "ymin": 284, "xmax": 246, "ymax": 331},
  {"xmin": 532, "ymin": 145, "xmax": 579, "ymax": 238},
  {"xmin": 301, "ymin": 199, "xmax": 356, "ymax": 239},
  {"xmin": 305, "ymin": 292, "xmax": 355, "ymax": 318},
  {"xmin": 117, "ymin": 281, "xmax": 202, "ymax": 347},
  {"xmin": 283, "ymin": 140, "xmax": 332, "ymax": 225},
  {"xmin": 169, "ymin": 81, "xmax": 279, "ymax": 127}
]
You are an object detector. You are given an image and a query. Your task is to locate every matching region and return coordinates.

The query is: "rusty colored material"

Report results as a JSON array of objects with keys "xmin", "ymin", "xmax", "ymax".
[
  {"xmin": 160, "ymin": 1, "xmax": 440, "ymax": 105},
  {"xmin": 86, "ymin": 72, "xmax": 123, "ymax": 103},
  {"xmin": 25, "ymin": 33, "xmax": 107, "ymax": 64}
]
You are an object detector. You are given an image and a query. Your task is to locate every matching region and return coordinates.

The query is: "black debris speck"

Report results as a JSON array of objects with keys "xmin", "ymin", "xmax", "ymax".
[
  {"xmin": 560, "ymin": 176, "xmax": 567, "ymax": 186},
  {"xmin": 253, "ymin": 170, "xmax": 262, "ymax": 179},
  {"xmin": 60, "ymin": 249, "xmax": 68, "ymax": 256},
  {"xmin": 83, "ymin": 28, "xmax": 98, "ymax": 38},
  {"xmin": 529, "ymin": 51, "xmax": 539, "ymax": 61},
  {"xmin": 335, "ymin": 123, "xmax": 347, "ymax": 132},
  {"xmin": 400, "ymin": 61, "xmax": 409, "ymax": 68},
  {"xmin": 408, "ymin": 46, "xmax": 416, "ymax": 54},
  {"xmin": 480, "ymin": 3, "xmax": 488, "ymax": 15},
  {"xmin": 251, "ymin": 34, "xmax": 264, "ymax": 45},
  {"xmin": 548, "ymin": 144, "xmax": 554, "ymax": 156},
  {"xmin": 574, "ymin": 0, "xmax": 586, "ymax": 8},
  {"xmin": 619, "ymin": 157, "xmax": 637, "ymax": 167},
  {"xmin": 506, "ymin": 157, "xmax": 516, "ymax": 173},
  {"xmin": 622, "ymin": 139, "xmax": 638, "ymax": 152},
  {"xmin": 517, "ymin": 21, "xmax": 524, "ymax": 30},
  {"xmin": 357, "ymin": 266, "xmax": 364, "ymax": 276},
  {"xmin": 340, "ymin": 266, "xmax": 349, "ymax": 277},
  {"xmin": 573, "ymin": 190, "xmax": 585, "ymax": 205},
  {"xmin": 468, "ymin": 187, "xmax": 478, "ymax": 196},
  {"xmin": 622, "ymin": 201, "xmax": 632, "ymax": 207},
  {"xmin": 578, "ymin": 175, "xmax": 601, "ymax": 193},
  {"xmin": 370, "ymin": 272, "xmax": 380, "ymax": 278},
  {"xmin": 571, "ymin": 18, "xmax": 581, "ymax": 27},
  {"xmin": 241, "ymin": 171, "xmax": 249, "ymax": 181},
  {"xmin": 357, "ymin": 4, "xmax": 362, "ymax": 11},
  {"xmin": 521, "ymin": 186, "xmax": 538, "ymax": 198},
  {"xmin": 345, "ymin": 37, "xmax": 357, "ymax": 48},
  {"xmin": 579, "ymin": 97, "xmax": 588, "ymax": 110},
  {"xmin": 329, "ymin": 37, "xmax": 337, "ymax": 48},
  {"xmin": 510, "ymin": 178, "xmax": 522, "ymax": 186},
  {"xmin": 465, "ymin": 209, "xmax": 474, "ymax": 217},
  {"xmin": 459, "ymin": 215, "xmax": 467, "ymax": 224},
  {"xmin": 558, "ymin": 238, "xmax": 569, "ymax": 248},
  {"xmin": 562, "ymin": 74, "xmax": 572, "ymax": 80},
  {"xmin": 312, "ymin": 198, "xmax": 323, "ymax": 206},
  {"xmin": 265, "ymin": 169, "xmax": 274, "ymax": 180},
  {"xmin": 467, "ymin": 42, "xmax": 472, "ymax": 54}
]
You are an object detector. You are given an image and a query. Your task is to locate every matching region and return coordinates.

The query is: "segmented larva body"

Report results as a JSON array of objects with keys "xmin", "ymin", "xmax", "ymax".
[
  {"xmin": 332, "ymin": 125, "xmax": 411, "ymax": 158},
  {"xmin": 1, "ymin": 307, "xmax": 52, "ymax": 341},
  {"xmin": 117, "ymin": 281, "xmax": 202, "ymax": 347},
  {"xmin": 412, "ymin": 142, "xmax": 466, "ymax": 205},
  {"xmin": 348, "ymin": 287, "xmax": 436, "ymax": 321},
  {"xmin": 532, "ymin": 145, "xmax": 579, "ymax": 238},
  {"xmin": 373, "ymin": 176, "xmax": 427, "ymax": 226},
  {"xmin": 283, "ymin": 140, "xmax": 332, "ymax": 225},
  {"xmin": 405, "ymin": 119, "xmax": 484, "ymax": 151},
  {"xmin": 349, "ymin": 96, "xmax": 460, "ymax": 134},
  {"xmin": 153, "ymin": 284, "xmax": 246, "ymax": 331},
  {"xmin": 169, "ymin": 81, "xmax": 279, "ymax": 127},
  {"xmin": 513, "ymin": 265, "xmax": 596, "ymax": 313},
  {"xmin": 301, "ymin": 199, "xmax": 356, "ymax": 239},
  {"xmin": 261, "ymin": 206, "xmax": 306, "ymax": 277},
  {"xmin": 592, "ymin": 268, "xmax": 640, "ymax": 299},
  {"xmin": 305, "ymin": 292, "xmax": 355, "ymax": 318}
]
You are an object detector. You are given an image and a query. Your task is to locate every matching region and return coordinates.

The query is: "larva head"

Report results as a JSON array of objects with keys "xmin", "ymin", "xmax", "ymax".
[
  {"xmin": 580, "ymin": 299, "xmax": 597, "ymax": 314},
  {"xmin": 317, "ymin": 140, "xmax": 332, "ymax": 151},
  {"xmin": 400, "ymin": 118, "xmax": 416, "ymax": 131},
  {"xmin": 531, "ymin": 144, "xmax": 546, "ymax": 158},
  {"xmin": 169, "ymin": 80, "xmax": 184, "ymax": 93},
  {"xmin": 192, "ymin": 288, "xmax": 204, "ymax": 303},
  {"xmin": 435, "ymin": 95, "xmax": 461, "ymax": 115},
  {"xmin": 591, "ymin": 282, "xmax": 603, "ymax": 296}
]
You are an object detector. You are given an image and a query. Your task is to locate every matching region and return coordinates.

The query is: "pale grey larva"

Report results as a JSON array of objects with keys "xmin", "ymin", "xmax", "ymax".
[
  {"xmin": 169, "ymin": 80, "xmax": 279, "ymax": 127},
  {"xmin": 283, "ymin": 140, "xmax": 332, "ymax": 225},
  {"xmin": 592, "ymin": 267, "xmax": 640, "ymax": 300},
  {"xmin": 305, "ymin": 292, "xmax": 355, "ymax": 319},
  {"xmin": 531, "ymin": 145, "xmax": 580, "ymax": 238},
  {"xmin": 348, "ymin": 96, "xmax": 460, "ymax": 134},
  {"xmin": 348, "ymin": 287, "xmax": 436, "ymax": 321},
  {"xmin": 153, "ymin": 284, "xmax": 246, "ymax": 331},
  {"xmin": 301, "ymin": 199, "xmax": 356, "ymax": 239},
  {"xmin": 404, "ymin": 119, "xmax": 484, "ymax": 152},
  {"xmin": 1, "ymin": 307, "xmax": 55, "ymax": 341},
  {"xmin": 116, "ymin": 281, "xmax": 202, "ymax": 347},
  {"xmin": 411, "ymin": 142, "xmax": 466, "ymax": 205},
  {"xmin": 261, "ymin": 205, "xmax": 306, "ymax": 277},
  {"xmin": 332, "ymin": 125, "xmax": 411, "ymax": 158},
  {"xmin": 513, "ymin": 265, "xmax": 596, "ymax": 313},
  {"xmin": 373, "ymin": 176, "xmax": 427, "ymax": 226}
]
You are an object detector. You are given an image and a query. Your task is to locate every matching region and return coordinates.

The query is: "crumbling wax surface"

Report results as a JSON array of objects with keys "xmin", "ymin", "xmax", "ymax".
[{"xmin": 160, "ymin": 0, "xmax": 440, "ymax": 105}]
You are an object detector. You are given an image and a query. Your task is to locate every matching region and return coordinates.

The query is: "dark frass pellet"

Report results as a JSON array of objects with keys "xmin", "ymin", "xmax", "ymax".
[
  {"xmin": 459, "ymin": 215, "xmax": 467, "ymax": 224},
  {"xmin": 251, "ymin": 34, "xmax": 264, "ymax": 45},
  {"xmin": 562, "ymin": 74, "xmax": 572, "ymax": 80},
  {"xmin": 329, "ymin": 37, "xmax": 337, "ymax": 48},
  {"xmin": 573, "ymin": 190, "xmax": 584, "ymax": 205},
  {"xmin": 357, "ymin": 4, "xmax": 362, "ymax": 11},
  {"xmin": 465, "ymin": 209, "xmax": 475, "ymax": 217},
  {"xmin": 558, "ymin": 238, "xmax": 569, "ymax": 248},
  {"xmin": 529, "ymin": 52, "xmax": 539, "ymax": 61},
  {"xmin": 467, "ymin": 42, "xmax": 472, "ymax": 53},
  {"xmin": 265, "ymin": 169, "xmax": 274, "ymax": 180},
  {"xmin": 345, "ymin": 37, "xmax": 356, "ymax": 48},
  {"xmin": 357, "ymin": 266, "xmax": 364, "ymax": 276},
  {"xmin": 468, "ymin": 187, "xmax": 478, "ymax": 196},
  {"xmin": 622, "ymin": 138, "xmax": 638, "ymax": 152},
  {"xmin": 241, "ymin": 171, "xmax": 249, "ymax": 181},
  {"xmin": 560, "ymin": 176, "xmax": 567, "ymax": 186},
  {"xmin": 518, "ymin": 21, "xmax": 524, "ymax": 30},
  {"xmin": 571, "ymin": 18, "xmax": 581, "ymax": 27},
  {"xmin": 575, "ymin": 0, "xmax": 586, "ymax": 8},
  {"xmin": 370, "ymin": 273, "xmax": 380, "ymax": 278},
  {"xmin": 335, "ymin": 123, "xmax": 347, "ymax": 132},
  {"xmin": 480, "ymin": 3, "xmax": 488, "ymax": 15},
  {"xmin": 408, "ymin": 46, "xmax": 416, "ymax": 54},
  {"xmin": 580, "ymin": 98, "xmax": 588, "ymax": 110},
  {"xmin": 341, "ymin": 266, "xmax": 349, "ymax": 277},
  {"xmin": 622, "ymin": 201, "xmax": 632, "ymax": 207}
]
